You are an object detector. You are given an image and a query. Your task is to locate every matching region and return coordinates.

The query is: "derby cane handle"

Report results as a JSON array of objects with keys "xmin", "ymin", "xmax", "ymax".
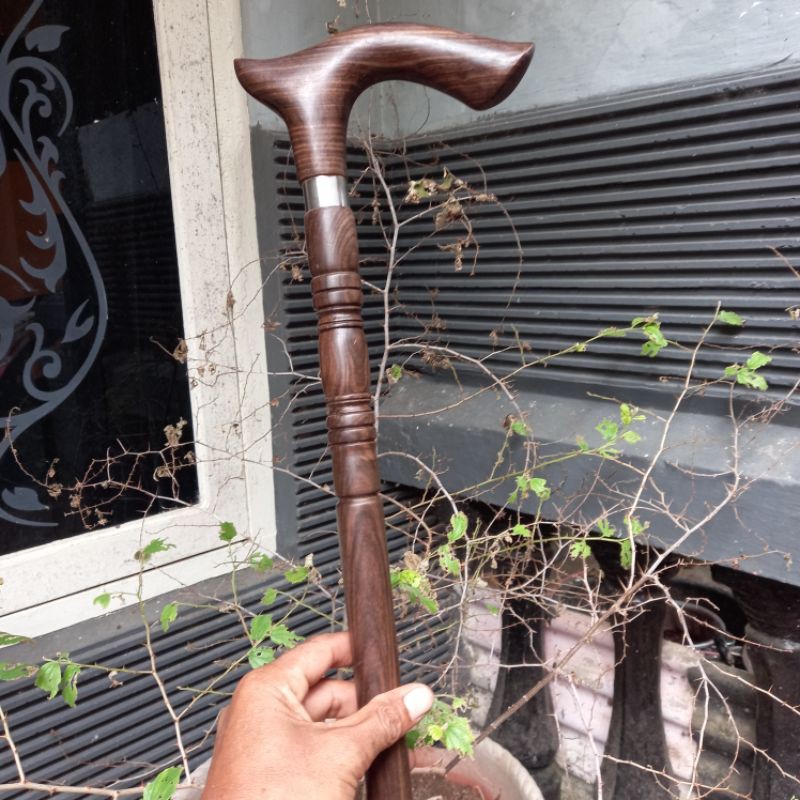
[
  {"xmin": 236, "ymin": 23, "xmax": 532, "ymax": 800},
  {"xmin": 235, "ymin": 23, "xmax": 533, "ymax": 182}
]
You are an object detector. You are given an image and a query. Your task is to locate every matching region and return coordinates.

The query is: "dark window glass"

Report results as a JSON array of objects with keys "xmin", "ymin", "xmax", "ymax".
[{"xmin": 0, "ymin": 0, "xmax": 197, "ymax": 554}]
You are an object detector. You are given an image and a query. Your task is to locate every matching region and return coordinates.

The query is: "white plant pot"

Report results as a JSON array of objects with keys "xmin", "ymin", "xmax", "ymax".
[
  {"xmin": 429, "ymin": 737, "xmax": 544, "ymax": 800},
  {"xmin": 175, "ymin": 737, "xmax": 542, "ymax": 800}
]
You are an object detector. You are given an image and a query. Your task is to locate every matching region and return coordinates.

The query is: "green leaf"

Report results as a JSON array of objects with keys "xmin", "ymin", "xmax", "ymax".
[
  {"xmin": 576, "ymin": 435, "xmax": 589, "ymax": 452},
  {"xmin": 486, "ymin": 603, "xmax": 500, "ymax": 616},
  {"xmin": 745, "ymin": 351, "xmax": 772, "ymax": 371},
  {"xmin": 0, "ymin": 633, "xmax": 30, "ymax": 647},
  {"xmin": 510, "ymin": 419, "xmax": 529, "ymax": 436},
  {"xmin": 442, "ymin": 716, "xmax": 475, "ymax": 757},
  {"xmin": 439, "ymin": 169, "xmax": 455, "ymax": 192},
  {"xmin": 643, "ymin": 323, "xmax": 667, "ymax": 347},
  {"xmin": 35, "ymin": 661, "xmax": 62, "ymax": 700},
  {"xmin": 142, "ymin": 538, "xmax": 174, "ymax": 557},
  {"xmin": 390, "ymin": 569, "xmax": 409, "ymax": 589},
  {"xmin": 737, "ymin": 369, "xmax": 768, "ymax": 391},
  {"xmin": 260, "ymin": 587, "xmax": 278, "ymax": 606},
  {"xmin": 639, "ymin": 320, "xmax": 668, "ymax": 358},
  {"xmin": 427, "ymin": 723, "xmax": 444, "ymax": 742},
  {"xmin": 219, "ymin": 521, "xmax": 237, "ymax": 542},
  {"xmin": 405, "ymin": 728, "xmax": 422, "ymax": 750},
  {"xmin": 418, "ymin": 595, "xmax": 440, "ymax": 615},
  {"xmin": 619, "ymin": 539, "xmax": 633, "ymax": 569},
  {"xmin": 621, "ymin": 429, "xmax": 642, "ymax": 444},
  {"xmin": 93, "ymin": 592, "xmax": 111, "ymax": 610},
  {"xmin": 143, "ymin": 766, "xmax": 183, "ymax": 800},
  {"xmin": 596, "ymin": 418, "xmax": 618, "ymax": 442},
  {"xmin": 437, "ymin": 544, "xmax": 461, "ymax": 577},
  {"xmin": 247, "ymin": 646, "xmax": 275, "ymax": 669},
  {"xmin": 619, "ymin": 403, "xmax": 633, "ymax": 426},
  {"xmin": 387, "ymin": 363, "xmax": 403, "ymax": 382},
  {"xmin": 570, "ymin": 540, "xmax": 592, "ymax": 560},
  {"xmin": 60, "ymin": 663, "xmax": 80, "ymax": 708},
  {"xmin": 511, "ymin": 523, "xmax": 531, "ymax": 538},
  {"xmin": 250, "ymin": 553, "xmax": 274, "ymax": 572},
  {"xmin": 641, "ymin": 339, "xmax": 664, "ymax": 358},
  {"xmin": 0, "ymin": 662, "xmax": 34, "ymax": 681},
  {"xmin": 447, "ymin": 511, "xmax": 468, "ymax": 543},
  {"xmin": 135, "ymin": 538, "xmax": 175, "ymax": 563},
  {"xmin": 391, "ymin": 567, "xmax": 439, "ymax": 615},
  {"xmin": 507, "ymin": 474, "xmax": 529, "ymax": 504},
  {"xmin": 408, "ymin": 699, "xmax": 474, "ymax": 757},
  {"xmin": 528, "ymin": 477, "xmax": 550, "ymax": 501},
  {"xmin": 283, "ymin": 565, "xmax": 309, "ymax": 584},
  {"xmin": 717, "ymin": 309, "xmax": 745, "ymax": 326},
  {"xmin": 406, "ymin": 179, "xmax": 430, "ymax": 201},
  {"xmin": 625, "ymin": 515, "xmax": 648, "ymax": 536},
  {"xmin": 270, "ymin": 624, "xmax": 302, "ymax": 649},
  {"xmin": 599, "ymin": 446, "xmax": 622, "ymax": 459},
  {"xmin": 250, "ymin": 614, "xmax": 273, "ymax": 644},
  {"xmin": 160, "ymin": 602, "xmax": 178, "ymax": 633},
  {"xmin": 725, "ymin": 355, "xmax": 770, "ymax": 390},
  {"xmin": 596, "ymin": 519, "xmax": 616, "ymax": 538}
]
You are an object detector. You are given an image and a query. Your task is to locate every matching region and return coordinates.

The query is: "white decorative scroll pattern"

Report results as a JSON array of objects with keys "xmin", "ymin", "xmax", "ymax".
[{"xmin": 0, "ymin": 0, "xmax": 107, "ymax": 527}]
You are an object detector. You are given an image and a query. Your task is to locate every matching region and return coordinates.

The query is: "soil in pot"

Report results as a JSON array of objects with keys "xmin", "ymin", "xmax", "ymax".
[{"xmin": 356, "ymin": 772, "xmax": 482, "ymax": 799}]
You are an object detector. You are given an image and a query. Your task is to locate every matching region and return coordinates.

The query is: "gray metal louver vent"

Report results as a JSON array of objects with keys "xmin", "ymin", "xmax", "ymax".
[
  {"xmin": 257, "ymin": 64, "xmax": 800, "ymax": 587},
  {"xmin": 269, "ymin": 66, "xmax": 799, "ymax": 404},
  {"xmin": 387, "ymin": 67, "xmax": 800, "ymax": 397}
]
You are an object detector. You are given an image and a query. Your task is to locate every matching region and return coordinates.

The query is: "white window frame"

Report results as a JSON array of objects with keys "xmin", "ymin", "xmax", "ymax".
[{"xmin": 0, "ymin": 0, "xmax": 274, "ymax": 638}]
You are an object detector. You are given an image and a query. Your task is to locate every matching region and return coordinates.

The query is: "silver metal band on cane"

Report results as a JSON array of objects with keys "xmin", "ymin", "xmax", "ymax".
[{"xmin": 302, "ymin": 175, "xmax": 349, "ymax": 210}]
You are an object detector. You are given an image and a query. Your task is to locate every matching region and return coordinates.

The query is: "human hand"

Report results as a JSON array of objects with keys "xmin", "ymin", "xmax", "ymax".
[{"xmin": 199, "ymin": 631, "xmax": 435, "ymax": 800}]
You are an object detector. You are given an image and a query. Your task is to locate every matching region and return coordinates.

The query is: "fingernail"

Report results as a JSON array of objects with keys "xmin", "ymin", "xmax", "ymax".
[{"xmin": 403, "ymin": 686, "xmax": 434, "ymax": 720}]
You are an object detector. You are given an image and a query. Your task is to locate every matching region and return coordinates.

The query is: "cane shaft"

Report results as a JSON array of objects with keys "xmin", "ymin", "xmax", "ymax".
[
  {"xmin": 307, "ymin": 205, "xmax": 411, "ymax": 799},
  {"xmin": 236, "ymin": 25, "xmax": 533, "ymax": 799}
]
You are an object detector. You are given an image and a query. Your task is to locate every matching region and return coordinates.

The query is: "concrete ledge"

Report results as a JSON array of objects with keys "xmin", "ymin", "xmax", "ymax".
[{"xmin": 378, "ymin": 375, "xmax": 800, "ymax": 586}]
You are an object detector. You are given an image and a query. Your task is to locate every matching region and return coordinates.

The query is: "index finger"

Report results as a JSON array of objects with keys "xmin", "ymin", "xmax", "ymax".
[{"xmin": 268, "ymin": 631, "xmax": 353, "ymax": 699}]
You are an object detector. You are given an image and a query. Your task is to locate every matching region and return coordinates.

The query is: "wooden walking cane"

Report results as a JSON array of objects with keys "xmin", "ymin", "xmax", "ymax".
[{"xmin": 235, "ymin": 24, "xmax": 532, "ymax": 799}]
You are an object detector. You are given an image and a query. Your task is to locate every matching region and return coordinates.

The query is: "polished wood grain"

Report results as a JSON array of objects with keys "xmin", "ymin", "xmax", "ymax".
[
  {"xmin": 236, "ymin": 24, "xmax": 533, "ymax": 799},
  {"xmin": 235, "ymin": 23, "xmax": 533, "ymax": 182},
  {"xmin": 306, "ymin": 206, "xmax": 410, "ymax": 799}
]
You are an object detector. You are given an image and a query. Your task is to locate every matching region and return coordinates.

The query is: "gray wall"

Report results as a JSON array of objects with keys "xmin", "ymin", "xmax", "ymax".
[
  {"xmin": 240, "ymin": 0, "xmax": 800, "ymax": 136},
  {"xmin": 375, "ymin": 0, "xmax": 800, "ymax": 136}
]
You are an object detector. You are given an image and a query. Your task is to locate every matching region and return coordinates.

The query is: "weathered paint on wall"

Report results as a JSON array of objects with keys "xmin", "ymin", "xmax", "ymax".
[
  {"xmin": 240, "ymin": 0, "xmax": 800, "ymax": 136},
  {"xmin": 377, "ymin": 0, "xmax": 800, "ymax": 135}
]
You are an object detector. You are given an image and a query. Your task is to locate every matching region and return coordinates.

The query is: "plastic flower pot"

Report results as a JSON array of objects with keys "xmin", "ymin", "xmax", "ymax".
[
  {"xmin": 174, "ymin": 737, "xmax": 543, "ymax": 800},
  {"xmin": 413, "ymin": 737, "xmax": 545, "ymax": 800}
]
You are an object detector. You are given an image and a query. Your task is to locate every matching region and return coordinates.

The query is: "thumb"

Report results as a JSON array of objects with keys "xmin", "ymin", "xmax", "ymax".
[{"xmin": 335, "ymin": 683, "xmax": 434, "ymax": 773}]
